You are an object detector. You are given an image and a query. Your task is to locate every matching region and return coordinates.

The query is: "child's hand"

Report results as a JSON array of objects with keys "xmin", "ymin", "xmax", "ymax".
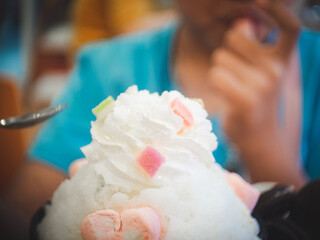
[
  {"xmin": 209, "ymin": 0, "xmax": 300, "ymax": 142},
  {"xmin": 208, "ymin": 0, "xmax": 306, "ymax": 187}
]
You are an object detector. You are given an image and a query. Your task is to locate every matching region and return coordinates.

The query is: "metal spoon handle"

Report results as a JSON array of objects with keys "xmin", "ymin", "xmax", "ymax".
[{"xmin": 0, "ymin": 104, "xmax": 67, "ymax": 129}]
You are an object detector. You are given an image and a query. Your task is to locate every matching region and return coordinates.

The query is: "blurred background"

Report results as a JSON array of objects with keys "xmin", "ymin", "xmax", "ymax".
[
  {"xmin": 0, "ymin": 0, "xmax": 175, "ymax": 194},
  {"xmin": 0, "ymin": 1, "xmax": 320, "ymax": 239},
  {"xmin": 0, "ymin": 0, "xmax": 319, "ymax": 202}
]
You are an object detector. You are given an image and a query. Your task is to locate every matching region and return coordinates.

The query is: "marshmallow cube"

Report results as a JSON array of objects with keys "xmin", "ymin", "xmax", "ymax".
[
  {"xmin": 136, "ymin": 146, "xmax": 165, "ymax": 178},
  {"xmin": 170, "ymin": 98, "xmax": 194, "ymax": 128}
]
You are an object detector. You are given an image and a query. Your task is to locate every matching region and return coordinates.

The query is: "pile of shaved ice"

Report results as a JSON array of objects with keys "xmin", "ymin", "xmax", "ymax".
[{"xmin": 38, "ymin": 86, "xmax": 260, "ymax": 240}]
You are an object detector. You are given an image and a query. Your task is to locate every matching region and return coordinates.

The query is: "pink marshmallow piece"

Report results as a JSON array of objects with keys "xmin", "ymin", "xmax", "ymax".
[
  {"xmin": 68, "ymin": 158, "xmax": 88, "ymax": 178},
  {"xmin": 226, "ymin": 172, "xmax": 260, "ymax": 212},
  {"xmin": 136, "ymin": 146, "xmax": 165, "ymax": 178},
  {"xmin": 170, "ymin": 98, "xmax": 194, "ymax": 129},
  {"xmin": 81, "ymin": 209, "xmax": 121, "ymax": 240},
  {"xmin": 81, "ymin": 207, "xmax": 161, "ymax": 240},
  {"xmin": 121, "ymin": 207, "xmax": 161, "ymax": 240}
]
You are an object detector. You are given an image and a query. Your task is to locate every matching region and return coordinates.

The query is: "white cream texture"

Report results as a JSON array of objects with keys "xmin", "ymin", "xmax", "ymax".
[{"xmin": 38, "ymin": 86, "xmax": 260, "ymax": 240}]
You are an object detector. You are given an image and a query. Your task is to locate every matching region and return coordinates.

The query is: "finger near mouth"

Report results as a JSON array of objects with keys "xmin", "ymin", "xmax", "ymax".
[{"xmin": 224, "ymin": 7, "xmax": 275, "ymax": 41}]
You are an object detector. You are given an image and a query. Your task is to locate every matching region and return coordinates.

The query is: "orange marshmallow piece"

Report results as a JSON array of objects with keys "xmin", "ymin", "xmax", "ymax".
[
  {"xmin": 170, "ymin": 98, "xmax": 194, "ymax": 129},
  {"xmin": 136, "ymin": 146, "xmax": 165, "ymax": 178},
  {"xmin": 121, "ymin": 207, "xmax": 161, "ymax": 240},
  {"xmin": 68, "ymin": 158, "xmax": 88, "ymax": 178},
  {"xmin": 81, "ymin": 209, "xmax": 121, "ymax": 240},
  {"xmin": 226, "ymin": 172, "xmax": 260, "ymax": 212}
]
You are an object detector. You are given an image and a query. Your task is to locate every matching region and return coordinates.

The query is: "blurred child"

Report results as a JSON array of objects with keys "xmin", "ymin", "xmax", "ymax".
[{"xmin": 3, "ymin": 0, "xmax": 320, "ymax": 224}]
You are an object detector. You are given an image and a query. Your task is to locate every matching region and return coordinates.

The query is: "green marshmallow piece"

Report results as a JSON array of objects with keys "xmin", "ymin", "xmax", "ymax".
[{"xmin": 92, "ymin": 96, "xmax": 115, "ymax": 116}]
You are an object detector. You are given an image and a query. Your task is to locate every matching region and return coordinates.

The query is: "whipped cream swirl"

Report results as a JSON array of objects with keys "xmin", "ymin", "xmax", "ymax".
[{"xmin": 82, "ymin": 86, "xmax": 218, "ymax": 186}]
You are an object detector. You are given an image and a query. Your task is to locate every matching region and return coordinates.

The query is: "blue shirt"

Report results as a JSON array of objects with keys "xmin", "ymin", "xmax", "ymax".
[{"xmin": 29, "ymin": 23, "xmax": 320, "ymax": 179}]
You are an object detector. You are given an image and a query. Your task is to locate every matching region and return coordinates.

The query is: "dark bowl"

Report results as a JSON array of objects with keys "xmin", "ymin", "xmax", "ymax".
[{"xmin": 29, "ymin": 201, "xmax": 51, "ymax": 240}]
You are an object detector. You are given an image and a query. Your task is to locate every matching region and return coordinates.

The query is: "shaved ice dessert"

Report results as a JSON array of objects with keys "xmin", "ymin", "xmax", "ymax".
[{"xmin": 37, "ymin": 86, "xmax": 261, "ymax": 240}]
